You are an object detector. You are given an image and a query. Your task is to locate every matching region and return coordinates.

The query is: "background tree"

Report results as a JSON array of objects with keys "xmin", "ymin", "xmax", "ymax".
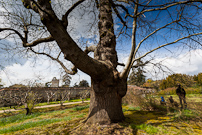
[
  {"xmin": 45, "ymin": 82, "xmax": 51, "ymax": 87},
  {"xmin": 56, "ymin": 90, "xmax": 71, "ymax": 106},
  {"xmin": 142, "ymin": 78, "xmax": 159, "ymax": 90},
  {"xmin": 62, "ymin": 74, "xmax": 71, "ymax": 87},
  {"xmin": 45, "ymin": 90, "xmax": 56, "ymax": 103},
  {"xmin": 128, "ymin": 68, "xmax": 146, "ymax": 86},
  {"xmin": 194, "ymin": 73, "xmax": 202, "ymax": 86},
  {"xmin": 33, "ymin": 83, "xmax": 44, "ymax": 87},
  {"xmin": 159, "ymin": 79, "xmax": 168, "ymax": 90},
  {"xmin": 78, "ymin": 79, "xmax": 89, "ymax": 87},
  {"xmin": 73, "ymin": 83, "xmax": 79, "ymax": 87},
  {"xmin": 0, "ymin": 78, "xmax": 3, "ymax": 88},
  {"xmin": 79, "ymin": 90, "xmax": 90, "ymax": 103},
  {"xmin": 128, "ymin": 60, "xmax": 146, "ymax": 86},
  {"xmin": 159, "ymin": 73, "xmax": 195, "ymax": 90},
  {"xmin": 1, "ymin": 0, "xmax": 202, "ymax": 124},
  {"xmin": 0, "ymin": 81, "xmax": 42, "ymax": 115}
]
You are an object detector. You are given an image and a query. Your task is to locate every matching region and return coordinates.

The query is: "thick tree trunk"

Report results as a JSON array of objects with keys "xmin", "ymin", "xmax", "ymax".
[
  {"xmin": 30, "ymin": 0, "xmax": 128, "ymax": 125},
  {"xmin": 86, "ymin": 78, "xmax": 127, "ymax": 124},
  {"xmin": 85, "ymin": 0, "xmax": 127, "ymax": 124}
]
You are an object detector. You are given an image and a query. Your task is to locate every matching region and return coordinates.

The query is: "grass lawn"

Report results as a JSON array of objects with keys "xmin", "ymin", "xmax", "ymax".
[{"xmin": 0, "ymin": 95, "xmax": 201, "ymax": 134}]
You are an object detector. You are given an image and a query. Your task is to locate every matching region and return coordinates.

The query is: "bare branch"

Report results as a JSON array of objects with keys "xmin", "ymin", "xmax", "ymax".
[
  {"xmin": 133, "ymin": 32, "xmax": 202, "ymax": 63},
  {"xmin": 134, "ymin": 19, "xmax": 181, "ymax": 57},
  {"xmin": 0, "ymin": 28, "xmax": 25, "ymax": 42},
  {"xmin": 113, "ymin": 4, "xmax": 130, "ymax": 17},
  {"xmin": 57, "ymin": 51, "xmax": 62, "ymax": 59},
  {"xmin": 132, "ymin": 60, "xmax": 150, "ymax": 68},
  {"xmin": 62, "ymin": 0, "xmax": 86, "ymax": 27},
  {"xmin": 120, "ymin": 1, "xmax": 138, "ymax": 79},
  {"xmin": 84, "ymin": 45, "xmax": 97, "ymax": 54},
  {"xmin": 111, "ymin": 1, "xmax": 127, "ymax": 27},
  {"xmin": 120, "ymin": 17, "xmax": 181, "ymax": 79},
  {"xmin": 135, "ymin": 0, "xmax": 202, "ymax": 18},
  {"xmin": 22, "ymin": 0, "xmax": 40, "ymax": 13},
  {"xmin": 0, "ymin": 28, "xmax": 55, "ymax": 47},
  {"xmin": 29, "ymin": 48, "xmax": 77, "ymax": 75},
  {"xmin": 117, "ymin": 63, "xmax": 125, "ymax": 67},
  {"xmin": 24, "ymin": 35, "xmax": 55, "ymax": 47},
  {"xmin": 118, "ymin": 60, "xmax": 150, "ymax": 68}
]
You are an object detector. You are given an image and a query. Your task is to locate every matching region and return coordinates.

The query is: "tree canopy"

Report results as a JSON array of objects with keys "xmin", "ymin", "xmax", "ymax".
[
  {"xmin": 193, "ymin": 73, "xmax": 202, "ymax": 86},
  {"xmin": 159, "ymin": 73, "xmax": 195, "ymax": 90},
  {"xmin": 78, "ymin": 79, "xmax": 89, "ymax": 87}
]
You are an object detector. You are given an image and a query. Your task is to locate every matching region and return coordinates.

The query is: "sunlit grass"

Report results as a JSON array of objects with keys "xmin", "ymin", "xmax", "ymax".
[
  {"xmin": 0, "ymin": 103, "xmax": 89, "ymax": 134},
  {"xmin": 71, "ymin": 105, "xmax": 89, "ymax": 111},
  {"xmin": 136, "ymin": 124, "xmax": 159, "ymax": 134},
  {"xmin": 35, "ymin": 98, "xmax": 90, "ymax": 107},
  {"xmin": 0, "ymin": 94, "xmax": 202, "ymax": 135},
  {"xmin": 0, "ymin": 118, "xmax": 62, "ymax": 134},
  {"xmin": 0, "ymin": 113, "xmax": 42, "ymax": 127}
]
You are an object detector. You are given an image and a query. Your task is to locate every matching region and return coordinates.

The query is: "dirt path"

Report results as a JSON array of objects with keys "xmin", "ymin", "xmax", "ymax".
[{"xmin": 0, "ymin": 101, "xmax": 90, "ymax": 113}]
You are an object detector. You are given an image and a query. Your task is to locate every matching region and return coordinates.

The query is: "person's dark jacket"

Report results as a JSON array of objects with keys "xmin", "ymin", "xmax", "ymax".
[{"xmin": 176, "ymin": 86, "xmax": 186, "ymax": 95}]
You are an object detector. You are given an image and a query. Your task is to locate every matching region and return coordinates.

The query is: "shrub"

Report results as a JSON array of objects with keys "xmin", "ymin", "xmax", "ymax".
[
  {"xmin": 139, "ymin": 95, "xmax": 168, "ymax": 112},
  {"xmin": 122, "ymin": 90, "xmax": 144, "ymax": 107},
  {"xmin": 123, "ymin": 88, "xmax": 167, "ymax": 112},
  {"xmin": 158, "ymin": 87, "xmax": 176, "ymax": 95}
]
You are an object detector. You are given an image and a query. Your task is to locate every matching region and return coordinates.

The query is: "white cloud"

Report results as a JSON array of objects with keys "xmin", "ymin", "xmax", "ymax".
[
  {"xmin": 0, "ymin": 58, "xmax": 90, "ymax": 87},
  {"xmin": 144, "ymin": 49, "xmax": 202, "ymax": 79},
  {"xmin": 1, "ymin": 49, "xmax": 202, "ymax": 87}
]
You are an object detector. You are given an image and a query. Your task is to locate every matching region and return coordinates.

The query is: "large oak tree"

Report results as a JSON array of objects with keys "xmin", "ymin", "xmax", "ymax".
[{"xmin": 1, "ymin": 0, "xmax": 202, "ymax": 124}]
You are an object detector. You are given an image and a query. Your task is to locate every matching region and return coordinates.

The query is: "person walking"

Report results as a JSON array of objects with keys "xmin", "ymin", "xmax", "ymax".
[{"xmin": 176, "ymin": 84, "xmax": 187, "ymax": 109}]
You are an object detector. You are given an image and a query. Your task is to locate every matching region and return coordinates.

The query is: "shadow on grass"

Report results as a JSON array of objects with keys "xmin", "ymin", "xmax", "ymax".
[
  {"xmin": 122, "ymin": 105, "xmax": 202, "ymax": 135},
  {"xmin": 121, "ymin": 110, "xmax": 169, "ymax": 134}
]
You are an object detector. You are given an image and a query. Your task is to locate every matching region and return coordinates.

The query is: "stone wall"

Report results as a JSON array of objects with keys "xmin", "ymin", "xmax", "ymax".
[{"xmin": 0, "ymin": 87, "xmax": 91, "ymax": 107}]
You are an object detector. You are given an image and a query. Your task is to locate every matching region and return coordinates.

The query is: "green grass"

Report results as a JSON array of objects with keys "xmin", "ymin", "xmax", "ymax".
[
  {"xmin": 76, "ymin": 113, "xmax": 86, "ymax": 118},
  {"xmin": 0, "ymin": 94, "xmax": 202, "ymax": 135},
  {"xmin": 35, "ymin": 98, "xmax": 90, "ymax": 107},
  {"xmin": 172, "ymin": 109, "xmax": 200, "ymax": 120},
  {"xmin": 0, "ymin": 103, "xmax": 90, "ymax": 134},
  {"xmin": 0, "ymin": 105, "xmax": 25, "ymax": 111},
  {"xmin": 0, "ymin": 106, "xmax": 11, "ymax": 111},
  {"xmin": 0, "ymin": 113, "xmax": 42, "ymax": 126},
  {"xmin": 0, "ymin": 118, "xmax": 63, "ymax": 134},
  {"xmin": 123, "ymin": 106, "xmax": 140, "ymax": 112},
  {"xmin": 71, "ymin": 105, "xmax": 89, "ymax": 111},
  {"xmin": 136, "ymin": 124, "xmax": 159, "ymax": 134}
]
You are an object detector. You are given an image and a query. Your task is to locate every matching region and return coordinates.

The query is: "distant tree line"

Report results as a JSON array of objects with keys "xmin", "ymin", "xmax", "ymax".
[
  {"xmin": 159, "ymin": 73, "xmax": 202, "ymax": 90},
  {"xmin": 128, "ymin": 71, "xmax": 202, "ymax": 90}
]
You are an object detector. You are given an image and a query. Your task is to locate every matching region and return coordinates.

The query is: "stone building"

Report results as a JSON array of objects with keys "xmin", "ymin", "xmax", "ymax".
[{"xmin": 51, "ymin": 77, "xmax": 59, "ymax": 87}]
